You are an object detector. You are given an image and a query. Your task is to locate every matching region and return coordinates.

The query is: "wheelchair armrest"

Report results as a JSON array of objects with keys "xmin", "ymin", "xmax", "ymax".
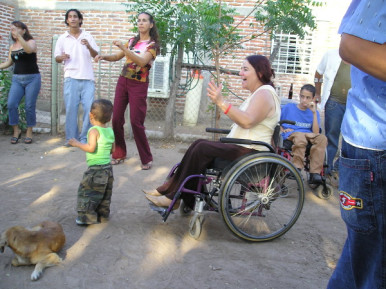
[
  {"xmin": 279, "ymin": 120, "xmax": 296, "ymax": 126},
  {"xmin": 206, "ymin": 128, "xmax": 231, "ymax": 134},
  {"xmin": 219, "ymin": 137, "xmax": 275, "ymax": 153}
]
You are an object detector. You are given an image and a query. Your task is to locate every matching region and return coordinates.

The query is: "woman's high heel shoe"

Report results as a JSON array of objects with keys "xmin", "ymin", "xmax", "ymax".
[
  {"xmin": 142, "ymin": 189, "xmax": 162, "ymax": 196},
  {"xmin": 145, "ymin": 195, "xmax": 180, "ymax": 210}
]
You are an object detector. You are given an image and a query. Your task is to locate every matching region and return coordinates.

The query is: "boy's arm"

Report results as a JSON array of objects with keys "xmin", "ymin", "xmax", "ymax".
[
  {"xmin": 309, "ymin": 102, "xmax": 320, "ymax": 134},
  {"xmin": 111, "ymin": 142, "xmax": 115, "ymax": 154},
  {"xmin": 68, "ymin": 128, "xmax": 99, "ymax": 153}
]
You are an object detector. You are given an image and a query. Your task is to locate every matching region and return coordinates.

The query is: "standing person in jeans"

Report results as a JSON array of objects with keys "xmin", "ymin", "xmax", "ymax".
[
  {"xmin": 314, "ymin": 49, "xmax": 351, "ymax": 184},
  {"xmin": 327, "ymin": 1, "xmax": 386, "ymax": 288},
  {"xmin": 54, "ymin": 8, "xmax": 99, "ymax": 145},
  {"xmin": 0, "ymin": 21, "xmax": 41, "ymax": 144},
  {"xmin": 95, "ymin": 12, "xmax": 159, "ymax": 169}
]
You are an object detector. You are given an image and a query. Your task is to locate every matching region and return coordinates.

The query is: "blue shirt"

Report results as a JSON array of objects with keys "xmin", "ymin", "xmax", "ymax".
[
  {"xmin": 280, "ymin": 103, "xmax": 321, "ymax": 140},
  {"xmin": 339, "ymin": 0, "xmax": 386, "ymax": 150}
]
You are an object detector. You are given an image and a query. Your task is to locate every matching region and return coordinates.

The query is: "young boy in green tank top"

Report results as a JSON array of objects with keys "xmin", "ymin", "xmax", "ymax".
[{"xmin": 69, "ymin": 99, "xmax": 115, "ymax": 225}]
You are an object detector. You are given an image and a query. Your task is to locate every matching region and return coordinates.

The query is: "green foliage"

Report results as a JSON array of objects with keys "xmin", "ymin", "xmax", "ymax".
[
  {"xmin": 254, "ymin": 0, "xmax": 323, "ymax": 39},
  {"xmin": 0, "ymin": 70, "xmax": 26, "ymax": 132},
  {"xmin": 125, "ymin": 0, "xmax": 242, "ymax": 60}
]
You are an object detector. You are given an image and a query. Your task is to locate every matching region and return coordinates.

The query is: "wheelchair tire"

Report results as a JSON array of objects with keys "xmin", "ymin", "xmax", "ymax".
[
  {"xmin": 315, "ymin": 184, "xmax": 333, "ymax": 200},
  {"xmin": 189, "ymin": 214, "xmax": 204, "ymax": 240},
  {"xmin": 218, "ymin": 153, "xmax": 305, "ymax": 242}
]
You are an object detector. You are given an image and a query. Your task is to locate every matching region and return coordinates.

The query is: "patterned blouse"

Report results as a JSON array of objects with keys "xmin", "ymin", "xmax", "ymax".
[{"xmin": 120, "ymin": 38, "xmax": 157, "ymax": 83}]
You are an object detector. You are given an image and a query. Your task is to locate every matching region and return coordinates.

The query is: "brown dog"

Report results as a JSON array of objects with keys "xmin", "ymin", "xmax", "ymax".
[{"xmin": 0, "ymin": 221, "xmax": 65, "ymax": 281}]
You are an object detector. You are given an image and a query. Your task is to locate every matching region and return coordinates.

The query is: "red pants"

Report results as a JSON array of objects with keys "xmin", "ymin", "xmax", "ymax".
[
  {"xmin": 157, "ymin": 139, "xmax": 255, "ymax": 208},
  {"xmin": 112, "ymin": 76, "xmax": 152, "ymax": 165}
]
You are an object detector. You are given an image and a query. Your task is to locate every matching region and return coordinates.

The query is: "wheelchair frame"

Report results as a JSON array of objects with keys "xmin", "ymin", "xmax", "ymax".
[{"xmin": 148, "ymin": 120, "xmax": 305, "ymax": 242}]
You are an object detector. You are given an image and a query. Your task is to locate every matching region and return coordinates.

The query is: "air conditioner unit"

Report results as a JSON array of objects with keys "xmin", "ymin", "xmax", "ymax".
[{"xmin": 148, "ymin": 55, "xmax": 170, "ymax": 98}]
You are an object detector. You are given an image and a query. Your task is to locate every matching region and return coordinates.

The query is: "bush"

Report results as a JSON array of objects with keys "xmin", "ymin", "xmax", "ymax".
[{"xmin": 0, "ymin": 70, "xmax": 26, "ymax": 133}]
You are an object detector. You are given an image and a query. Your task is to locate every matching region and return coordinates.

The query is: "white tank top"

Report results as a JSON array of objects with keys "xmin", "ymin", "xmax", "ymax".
[{"xmin": 227, "ymin": 85, "xmax": 280, "ymax": 151}]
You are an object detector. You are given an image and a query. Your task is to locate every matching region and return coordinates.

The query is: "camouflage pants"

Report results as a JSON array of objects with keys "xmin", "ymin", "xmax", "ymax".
[{"xmin": 77, "ymin": 164, "xmax": 114, "ymax": 224}]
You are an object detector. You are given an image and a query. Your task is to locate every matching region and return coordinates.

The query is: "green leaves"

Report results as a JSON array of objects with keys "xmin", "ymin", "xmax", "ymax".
[
  {"xmin": 254, "ymin": 0, "xmax": 322, "ymax": 39},
  {"xmin": 0, "ymin": 70, "xmax": 12, "ymax": 129},
  {"xmin": 0, "ymin": 70, "xmax": 26, "ymax": 132},
  {"xmin": 125, "ymin": 0, "xmax": 242, "ymax": 59}
]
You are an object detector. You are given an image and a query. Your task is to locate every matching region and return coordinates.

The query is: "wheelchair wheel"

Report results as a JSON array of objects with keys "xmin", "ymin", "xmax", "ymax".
[
  {"xmin": 219, "ymin": 153, "xmax": 304, "ymax": 242},
  {"xmin": 315, "ymin": 184, "xmax": 333, "ymax": 200},
  {"xmin": 189, "ymin": 214, "xmax": 204, "ymax": 240}
]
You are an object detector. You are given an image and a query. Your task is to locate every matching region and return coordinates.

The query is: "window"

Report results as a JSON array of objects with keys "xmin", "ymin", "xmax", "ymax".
[{"xmin": 271, "ymin": 32, "xmax": 313, "ymax": 75}]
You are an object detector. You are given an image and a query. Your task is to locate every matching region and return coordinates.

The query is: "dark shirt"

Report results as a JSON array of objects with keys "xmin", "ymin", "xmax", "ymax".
[{"xmin": 11, "ymin": 49, "xmax": 39, "ymax": 74}]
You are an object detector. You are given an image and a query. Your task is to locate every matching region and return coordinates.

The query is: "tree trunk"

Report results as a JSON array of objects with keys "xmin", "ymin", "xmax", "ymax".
[
  {"xmin": 269, "ymin": 40, "xmax": 281, "ymax": 63},
  {"xmin": 163, "ymin": 45, "xmax": 184, "ymax": 139}
]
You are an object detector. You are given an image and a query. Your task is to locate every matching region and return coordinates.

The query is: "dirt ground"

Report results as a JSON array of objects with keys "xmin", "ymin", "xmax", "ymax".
[{"xmin": 0, "ymin": 133, "xmax": 346, "ymax": 289}]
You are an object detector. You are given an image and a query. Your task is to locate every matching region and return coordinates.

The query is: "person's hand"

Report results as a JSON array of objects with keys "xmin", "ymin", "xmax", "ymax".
[
  {"xmin": 308, "ymin": 101, "xmax": 317, "ymax": 113},
  {"xmin": 68, "ymin": 138, "xmax": 79, "ymax": 147},
  {"xmin": 81, "ymin": 39, "xmax": 91, "ymax": 49},
  {"xmin": 60, "ymin": 52, "xmax": 70, "ymax": 62},
  {"xmin": 207, "ymin": 81, "xmax": 223, "ymax": 105},
  {"xmin": 113, "ymin": 40, "xmax": 123, "ymax": 49},
  {"xmin": 94, "ymin": 55, "xmax": 104, "ymax": 62},
  {"xmin": 314, "ymin": 93, "xmax": 321, "ymax": 104},
  {"xmin": 281, "ymin": 127, "xmax": 294, "ymax": 133}
]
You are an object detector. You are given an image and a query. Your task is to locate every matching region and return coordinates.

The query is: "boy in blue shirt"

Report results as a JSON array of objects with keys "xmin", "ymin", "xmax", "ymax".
[
  {"xmin": 280, "ymin": 84, "xmax": 327, "ymax": 184},
  {"xmin": 69, "ymin": 99, "xmax": 115, "ymax": 225}
]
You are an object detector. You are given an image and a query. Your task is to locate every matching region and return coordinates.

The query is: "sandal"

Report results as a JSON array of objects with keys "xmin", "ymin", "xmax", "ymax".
[
  {"xmin": 141, "ymin": 161, "xmax": 153, "ymax": 170},
  {"xmin": 110, "ymin": 159, "xmax": 124, "ymax": 165},
  {"xmin": 24, "ymin": 137, "xmax": 33, "ymax": 144},
  {"xmin": 11, "ymin": 132, "xmax": 22, "ymax": 144}
]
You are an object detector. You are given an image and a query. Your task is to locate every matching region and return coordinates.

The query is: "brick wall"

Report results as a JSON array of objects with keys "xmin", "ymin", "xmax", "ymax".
[
  {"xmin": 0, "ymin": 3, "xmax": 14, "ymax": 61},
  {"xmin": 19, "ymin": 8, "xmax": 134, "ymax": 110},
  {"xmin": 0, "ymin": 0, "xmax": 348, "ymax": 115}
]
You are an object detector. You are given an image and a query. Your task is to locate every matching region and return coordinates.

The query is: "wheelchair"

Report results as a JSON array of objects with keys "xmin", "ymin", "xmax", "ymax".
[
  {"xmin": 148, "ymin": 120, "xmax": 305, "ymax": 242},
  {"xmin": 279, "ymin": 138, "xmax": 334, "ymax": 200}
]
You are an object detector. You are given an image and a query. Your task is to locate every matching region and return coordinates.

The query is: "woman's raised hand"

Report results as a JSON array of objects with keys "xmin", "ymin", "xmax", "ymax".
[
  {"xmin": 113, "ymin": 40, "xmax": 124, "ymax": 50},
  {"xmin": 207, "ymin": 81, "xmax": 223, "ymax": 105},
  {"xmin": 94, "ymin": 55, "xmax": 103, "ymax": 62}
]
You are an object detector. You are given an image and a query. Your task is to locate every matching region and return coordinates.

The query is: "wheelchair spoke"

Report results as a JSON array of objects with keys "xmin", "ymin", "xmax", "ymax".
[{"xmin": 219, "ymin": 153, "xmax": 304, "ymax": 242}]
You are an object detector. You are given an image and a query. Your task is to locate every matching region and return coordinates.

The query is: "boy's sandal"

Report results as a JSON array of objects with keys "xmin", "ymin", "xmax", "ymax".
[
  {"xmin": 110, "ymin": 159, "xmax": 124, "ymax": 165},
  {"xmin": 141, "ymin": 161, "xmax": 153, "ymax": 170},
  {"xmin": 24, "ymin": 137, "xmax": 33, "ymax": 144}
]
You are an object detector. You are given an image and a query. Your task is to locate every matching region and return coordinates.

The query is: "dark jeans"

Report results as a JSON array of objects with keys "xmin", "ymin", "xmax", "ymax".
[
  {"xmin": 325, "ymin": 98, "xmax": 346, "ymax": 174},
  {"xmin": 327, "ymin": 140, "xmax": 386, "ymax": 289}
]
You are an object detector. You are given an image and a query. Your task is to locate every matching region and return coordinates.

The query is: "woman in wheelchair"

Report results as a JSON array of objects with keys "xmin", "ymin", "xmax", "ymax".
[
  {"xmin": 280, "ymin": 84, "xmax": 328, "ymax": 184},
  {"xmin": 144, "ymin": 54, "xmax": 281, "ymax": 209}
]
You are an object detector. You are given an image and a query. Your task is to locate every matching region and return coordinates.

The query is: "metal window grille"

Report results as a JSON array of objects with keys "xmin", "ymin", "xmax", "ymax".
[{"xmin": 271, "ymin": 32, "xmax": 313, "ymax": 75}]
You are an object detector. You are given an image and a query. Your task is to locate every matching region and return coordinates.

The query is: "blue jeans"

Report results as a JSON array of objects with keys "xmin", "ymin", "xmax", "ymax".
[
  {"xmin": 324, "ymin": 98, "xmax": 346, "ymax": 174},
  {"xmin": 327, "ymin": 140, "xmax": 386, "ymax": 289},
  {"xmin": 63, "ymin": 78, "xmax": 95, "ymax": 143},
  {"xmin": 8, "ymin": 73, "xmax": 41, "ymax": 127}
]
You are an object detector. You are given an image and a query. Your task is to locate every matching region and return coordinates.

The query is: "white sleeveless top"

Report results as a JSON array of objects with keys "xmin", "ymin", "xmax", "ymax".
[{"xmin": 227, "ymin": 85, "xmax": 280, "ymax": 151}]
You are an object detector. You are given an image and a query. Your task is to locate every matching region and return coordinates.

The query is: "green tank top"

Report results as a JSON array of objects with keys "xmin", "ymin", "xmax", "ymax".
[{"xmin": 86, "ymin": 126, "xmax": 115, "ymax": 166}]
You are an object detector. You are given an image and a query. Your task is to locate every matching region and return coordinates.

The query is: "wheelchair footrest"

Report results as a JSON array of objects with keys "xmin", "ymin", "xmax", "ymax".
[{"xmin": 148, "ymin": 203, "xmax": 174, "ymax": 216}]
